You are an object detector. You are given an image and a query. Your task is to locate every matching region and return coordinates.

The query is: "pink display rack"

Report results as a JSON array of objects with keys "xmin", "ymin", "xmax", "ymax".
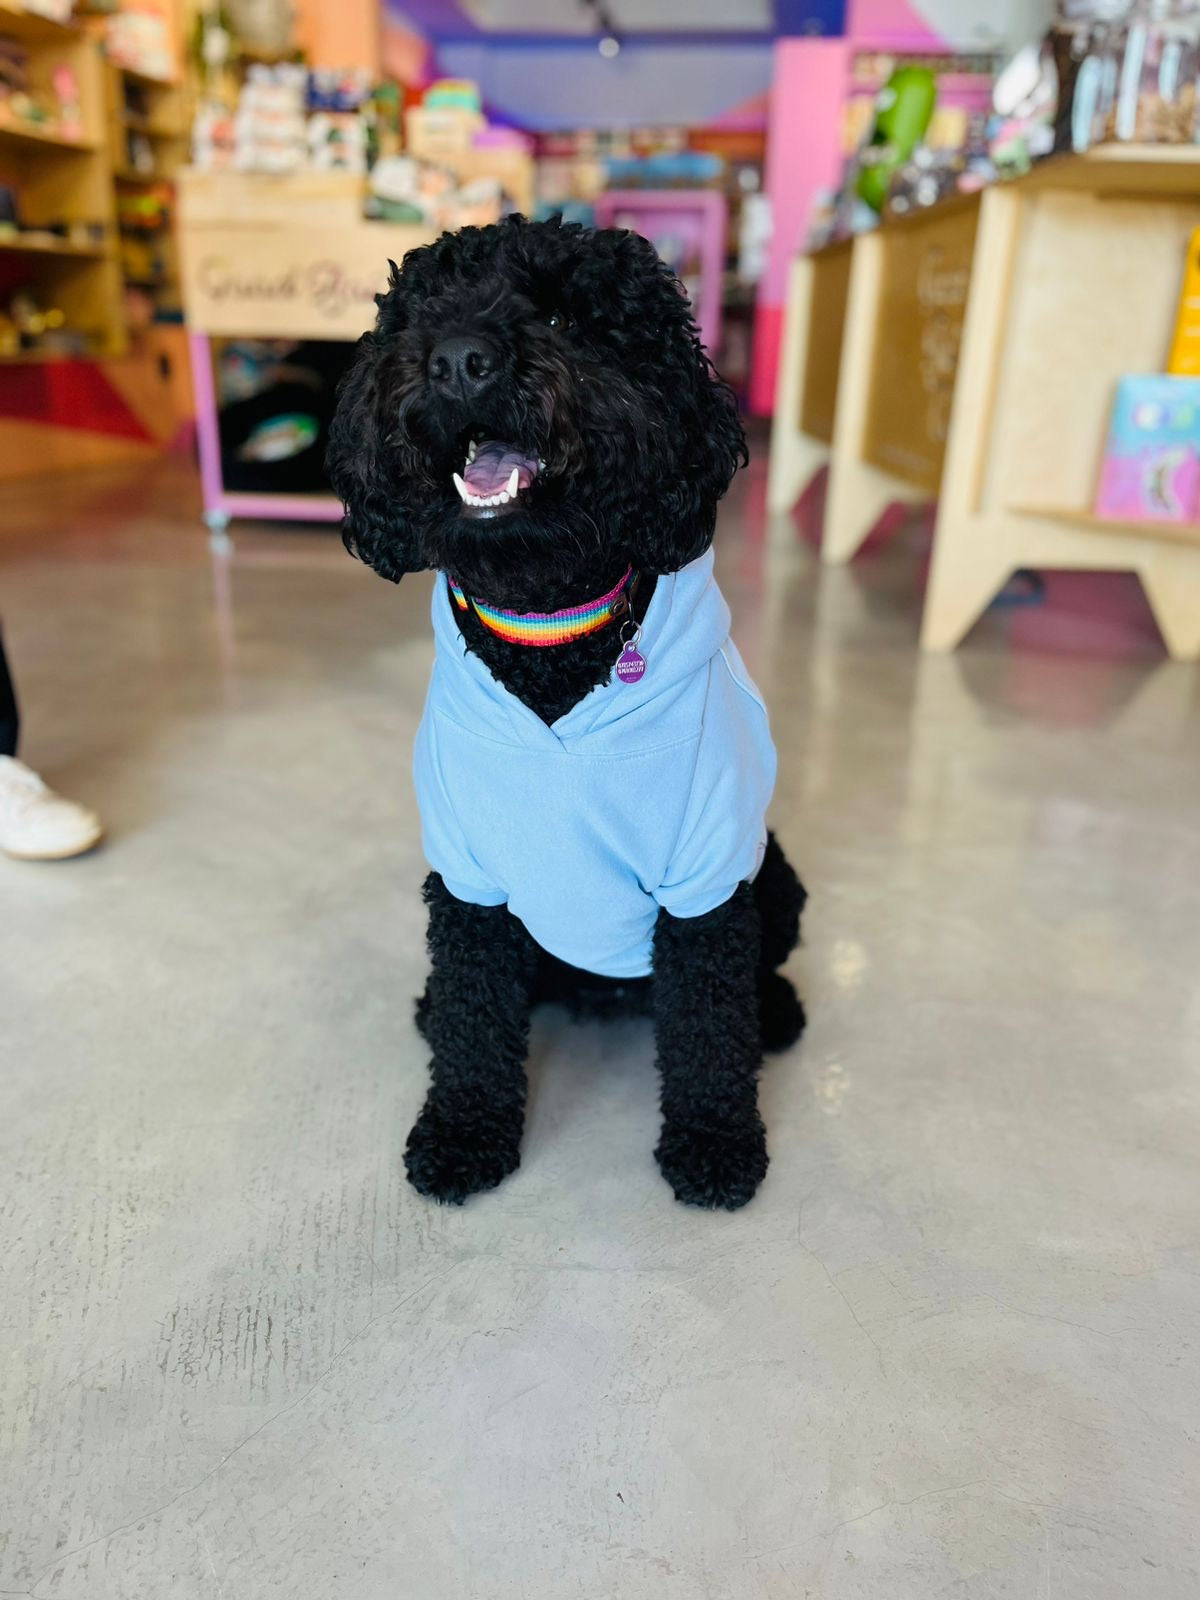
[
  {"xmin": 189, "ymin": 331, "xmax": 344, "ymax": 541},
  {"xmin": 592, "ymin": 190, "xmax": 728, "ymax": 358}
]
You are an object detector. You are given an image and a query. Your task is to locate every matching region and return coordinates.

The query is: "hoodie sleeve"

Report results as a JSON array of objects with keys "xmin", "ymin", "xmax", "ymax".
[
  {"xmin": 413, "ymin": 703, "xmax": 507, "ymax": 908},
  {"xmin": 654, "ymin": 646, "xmax": 776, "ymax": 921}
]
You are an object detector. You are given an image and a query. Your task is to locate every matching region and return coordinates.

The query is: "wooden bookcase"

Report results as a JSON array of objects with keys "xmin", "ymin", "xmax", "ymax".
[
  {"xmin": 0, "ymin": 1, "xmax": 124, "ymax": 359},
  {"xmin": 106, "ymin": 60, "xmax": 187, "ymax": 316}
]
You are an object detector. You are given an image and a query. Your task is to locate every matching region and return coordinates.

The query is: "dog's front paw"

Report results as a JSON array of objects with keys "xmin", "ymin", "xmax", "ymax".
[
  {"xmin": 404, "ymin": 1096, "xmax": 522, "ymax": 1205},
  {"xmin": 655, "ymin": 1114, "xmax": 768, "ymax": 1211}
]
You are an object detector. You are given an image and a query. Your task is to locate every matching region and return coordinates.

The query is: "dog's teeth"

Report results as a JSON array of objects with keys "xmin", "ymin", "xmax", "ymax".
[
  {"xmin": 538, "ymin": 458, "xmax": 546, "ymax": 470},
  {"xmin": 505, "ymin": 467, "xmax": 519, "ymax": 496},
  {"xmin": 498, "ymin": 491, "xmax": 510, "ymax": 505},
  {"xmin": 466, "ymin": 442, "xmax": 476, "ymax": 463},
  {"xmin": 453, "ymin": 472, "xmax": 470, "ymax": 502}
]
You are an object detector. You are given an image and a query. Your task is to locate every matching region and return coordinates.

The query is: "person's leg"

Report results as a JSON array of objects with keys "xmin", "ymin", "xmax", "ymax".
[
  {"xmin": 0, "ymin": 631, "xmax": 18, "ymax": 759},
  {"xmin": 0, "ymin": 629, "xmax": 103, "ymax": 860}
]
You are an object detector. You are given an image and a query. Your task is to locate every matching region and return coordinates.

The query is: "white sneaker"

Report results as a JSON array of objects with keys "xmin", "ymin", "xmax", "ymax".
[{"xmin": 0, "ymin": 756, "xmax": 104, "ymax": 860}]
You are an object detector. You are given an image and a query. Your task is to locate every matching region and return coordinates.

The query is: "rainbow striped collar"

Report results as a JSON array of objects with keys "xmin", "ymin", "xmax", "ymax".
[{"xmin": 447, "ymin": 566, "xmax": 636, "ymax": 648}]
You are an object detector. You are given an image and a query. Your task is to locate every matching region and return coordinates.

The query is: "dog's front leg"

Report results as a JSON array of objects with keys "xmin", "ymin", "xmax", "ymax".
[
  {"xmin": 652, "ymin": 883, "xmax": 768, "ymax": 1210},
  {"xmin": 405, "ymin": 873, "xmax": 536, "ymax": 1204}
]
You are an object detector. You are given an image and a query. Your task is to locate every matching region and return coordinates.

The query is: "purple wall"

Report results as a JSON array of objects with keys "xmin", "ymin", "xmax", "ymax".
[{"xmin": 434, "ymin": 41, "xmax": 775, "ymax": 132}]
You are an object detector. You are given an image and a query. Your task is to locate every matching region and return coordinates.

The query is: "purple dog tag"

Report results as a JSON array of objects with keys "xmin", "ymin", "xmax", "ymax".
[{"xmin": 616, "ymin": 643, "xmax": 646, "ymax": 684}]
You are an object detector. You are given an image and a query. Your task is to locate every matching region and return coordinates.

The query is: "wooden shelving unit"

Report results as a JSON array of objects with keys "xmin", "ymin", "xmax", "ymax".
[
  {"xmin": 0, "ymin": 119, "xmax": 97, "ymax": 151},
  {"xmin": 0, "ymin": 1, "xmax": 123, "ymax": 358},
  {"xmin": 0, "ymin": 230, "xmax": 104, "ymax": 255},
  {"xmin": 0, "ymin": 1, "xmax": 75, "ymax": 45},
  {"xmin": 105, "ymin": 60, "xmax": 186, "ymax": 318}
]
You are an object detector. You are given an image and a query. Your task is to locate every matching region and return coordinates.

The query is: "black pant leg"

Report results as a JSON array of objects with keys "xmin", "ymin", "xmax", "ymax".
[{"xmin": 0, "ymin": 632, "xmax": 18, "ymax": 759}]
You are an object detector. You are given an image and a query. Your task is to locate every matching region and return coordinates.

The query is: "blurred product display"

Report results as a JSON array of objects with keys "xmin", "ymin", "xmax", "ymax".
[
  {"xmin": 855, "ymin": 64, "xmax": 938, "ymax": 212},
  {"xmin": 1167, "ymin": 224, "xmax": 1200, "ymax": 374},
  {"xmin": 774, "ymin": 147, "xmax": 1200, "ymax": 658},
  {"xmin": 989, "ymin": 43, "xmax": 1057, "ymax": 174},
  {"xmin": 1, "ymin": 0, "xmax": 1199, "ymax": 635},
  {"xmin": 102, "ymin": 6, "xmax": 171, "ymax": 79},
  {"xmin": 1094, "ymin": 373, "xmax": 1200, "ymax": 522},
  {"xmin": 1112, "ymin": 0, "xmax": 1200, "ymax": 142},
  {"xmin": 806, "ymin": 6, "xmax": 1200, "ymax": 252}
]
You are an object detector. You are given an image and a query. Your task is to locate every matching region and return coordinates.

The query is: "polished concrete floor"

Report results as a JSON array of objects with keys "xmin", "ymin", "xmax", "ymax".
[{"xmin": 2, "ymin": 455, "xmax": 1199, "ymax": 1599}]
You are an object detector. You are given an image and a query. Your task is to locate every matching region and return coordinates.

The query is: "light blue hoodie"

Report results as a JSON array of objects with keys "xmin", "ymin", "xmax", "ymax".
[{"xmin": 413, "ymin": 549, "xmax": 776, "ymax": 979}]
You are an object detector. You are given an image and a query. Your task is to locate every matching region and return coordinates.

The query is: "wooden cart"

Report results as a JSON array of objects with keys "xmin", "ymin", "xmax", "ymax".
[{"xmin": 177, "ymin": 169, "xmax": 432, "ymax": 536}]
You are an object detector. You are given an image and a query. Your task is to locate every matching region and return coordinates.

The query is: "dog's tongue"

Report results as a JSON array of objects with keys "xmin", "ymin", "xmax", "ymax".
[{"xmin": 464, "ymin": 440, "xmax": 538, "ymax": 497}]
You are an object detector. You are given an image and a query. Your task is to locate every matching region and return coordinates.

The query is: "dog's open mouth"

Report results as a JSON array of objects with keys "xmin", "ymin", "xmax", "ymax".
[{"xmin": 451, "ymin": 439, "xmax": 541, "ymax": 516}]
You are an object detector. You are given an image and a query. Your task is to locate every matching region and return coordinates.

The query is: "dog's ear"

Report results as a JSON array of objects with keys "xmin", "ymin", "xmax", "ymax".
[
  {"xmin": 606, "ymin": 232, "xmax": 748, "ymax": 575},
  {"xmin": 327, "ymin": 273, "xmax": 421, "ymax": 583},
  {"xmin": 636, "ymin": 358, "xmax": 747, "ymax": 574}
]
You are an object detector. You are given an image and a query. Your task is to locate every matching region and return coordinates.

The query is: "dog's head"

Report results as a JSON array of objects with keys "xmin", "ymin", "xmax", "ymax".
[{"xmin": 327, "ymin": 215, "xmax": 746, "ymax": 606}]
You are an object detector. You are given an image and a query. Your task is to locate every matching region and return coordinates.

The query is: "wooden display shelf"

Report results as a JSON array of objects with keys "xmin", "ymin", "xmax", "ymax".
[
  {"xmin": 770, "ymin": 148, "xmax": 1200, "ymax": 661},
  {"xmin": 114, "ymin": 164, "xmax": 167, "ymax": 182},
  {"xmin": 1014, "ymin": 506, "xmax": 1200, "ymax": 549},
  {"xmin": 0, "ymin": 118, "xmax": 97, "ymax": 153},
  {"xmin": 178, "ymin": 170, "xmax": 437, "ymax": 530},
  {"xmin": 115, "ymin": 62, "xmax": 178, "ymax": 90},
  {"xmin": 0, "ymin": 231, "xmax": 108, "ymax": 256},
  {"xmin": 0, "ymin": 342, "xmax": 102, "ymax": 362},
  {"xmin": 0, "ymin": 3, "xmax": 79, "ymax": 45},
  {"xmin": 105, "ymin": 62, "xmax": 186, "ymax": 320},
  {"xmin": 121, "ymin": 113, "xmax": 184, "ymax": 139},
  {"xmin": 0, "ymin": 13, "xmax": 126, "ymax": 365}
]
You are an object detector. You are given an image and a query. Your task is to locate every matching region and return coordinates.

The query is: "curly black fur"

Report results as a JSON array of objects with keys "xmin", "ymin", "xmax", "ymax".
[
  {"xmin": 329, "ymin": 216, "xmax": 805, "ymax": 1209},
  {"xmin": 327, "ymin": 215, "xmax": 746, "ymax": 713}
]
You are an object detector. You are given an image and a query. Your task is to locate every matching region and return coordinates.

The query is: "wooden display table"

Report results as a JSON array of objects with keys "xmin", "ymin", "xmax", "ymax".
[
  {"xmin": 769, "ymin": 149, "xmax": 1200, "ymax": 660},
  {"xmin": 177, "ymin": 170, "xmax": 433, "ymax": 533}
]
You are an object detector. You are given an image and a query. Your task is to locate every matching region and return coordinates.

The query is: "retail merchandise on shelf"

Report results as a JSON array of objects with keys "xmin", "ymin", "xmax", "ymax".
[
  {"xmin": 0, "ymin": 0, "xmax": 123, "ymax": 358},
  {"xmin": 1094, "ymin": 374, "xmax": 1200, "ymax": 524},
  {"xmin": 531, "ymin": 124, "xmax": 765, "ymax": 382},
  {"xmin": 178, "ymin": 169, "xmax": 432, "ymax": 533},
  {"xmin": 102, "ymin": 7, "xmax": 172, "ymax": 83},
  {"xmin": 177, "ymin": 78, "xmax": 535, "ymax": 531},
  {"xmin": 809, "ymin": 3, "xmax": 1200, "ymax": 255}
]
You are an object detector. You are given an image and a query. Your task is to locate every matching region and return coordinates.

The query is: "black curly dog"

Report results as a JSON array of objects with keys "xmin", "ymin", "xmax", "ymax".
[{"xmin": 328, "ymin": 216, "xmax": 805, "ymax": 1210}]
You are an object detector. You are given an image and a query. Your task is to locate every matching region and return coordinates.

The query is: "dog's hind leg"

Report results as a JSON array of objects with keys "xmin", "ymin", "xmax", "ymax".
[
  {"xmin": 405, "ymin": 872, "xmax": 538, "ymax": 1204},
  {"xmin": 754, "ymin": 832, "xmax": 807, "ymax": 1054},
  {"xmin": 652, "ymin": 884, "xmax": 768, "ymax": 1210}
]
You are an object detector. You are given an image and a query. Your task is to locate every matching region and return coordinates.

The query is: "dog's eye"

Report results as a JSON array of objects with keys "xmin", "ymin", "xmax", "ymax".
[{"xmin": 546, "ymin": 311, "xmax": 572, "ymax": 331}]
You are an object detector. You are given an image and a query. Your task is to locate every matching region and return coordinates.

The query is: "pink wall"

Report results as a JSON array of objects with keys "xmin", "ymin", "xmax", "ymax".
[
  {"xmin": 844, "ymin": 0, "xmax": 943, "ymax": 47},
  {"xmin": 750, "ymin": 0, "xmax": 1014, "ymax": 412},
  {"xmin": 749, "ymin": 37, "xmax": 850, "ymax": 415}
]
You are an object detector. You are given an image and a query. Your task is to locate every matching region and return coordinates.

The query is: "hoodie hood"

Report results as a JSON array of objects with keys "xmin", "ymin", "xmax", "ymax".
[
  {"xmin": 429, "ymin": 549, "xmax": 731, "ymax": 755},
  {"xmin": 414, "ymin": 545, "xmax": 775, "ymax": 978}
]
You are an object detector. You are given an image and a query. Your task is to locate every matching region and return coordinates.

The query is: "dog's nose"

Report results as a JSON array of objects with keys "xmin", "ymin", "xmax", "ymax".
[{"xmin": 427, "ymin": 335, "xmax": 499, "ymax": 399}]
